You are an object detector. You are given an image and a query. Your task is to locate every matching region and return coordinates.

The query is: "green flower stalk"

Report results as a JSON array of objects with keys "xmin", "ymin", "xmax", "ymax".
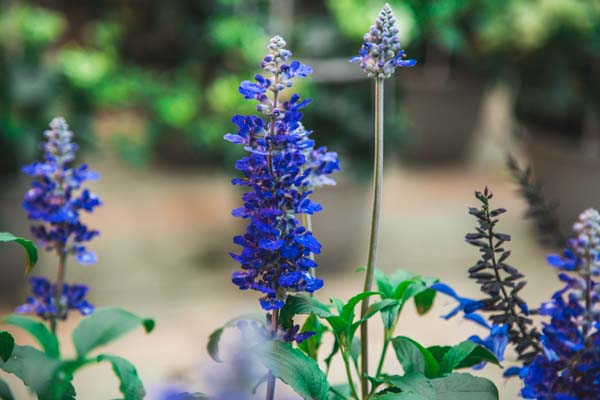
[{"xmin": 351, "ymin": 4, "xmax": 416, "ymax": 397}]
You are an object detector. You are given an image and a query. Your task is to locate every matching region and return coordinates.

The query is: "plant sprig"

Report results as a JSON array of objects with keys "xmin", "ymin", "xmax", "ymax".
[{"xmin": 466, "ymin": 188, "xmax": 541, "ymax": 363}]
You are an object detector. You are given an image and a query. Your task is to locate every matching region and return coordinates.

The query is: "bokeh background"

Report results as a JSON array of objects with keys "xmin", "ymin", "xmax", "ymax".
[{"xmin": 1, "ymin": 0, "xmax": 600, "ymax": 398}]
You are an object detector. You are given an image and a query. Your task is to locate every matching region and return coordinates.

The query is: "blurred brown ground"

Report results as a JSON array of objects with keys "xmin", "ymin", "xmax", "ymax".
[{"xmin": 0, "ymin": 87, "xmax": 563, "ymax": 399}]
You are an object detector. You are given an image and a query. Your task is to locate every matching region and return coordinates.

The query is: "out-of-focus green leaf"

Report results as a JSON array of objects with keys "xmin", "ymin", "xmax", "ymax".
[
  {"xmin": 3, "ymin": 315, "xmax": 59, "ymax": 358},
  {"xmin": 72, "ymin": 308, "xmax": 154, "ymax": 358},
  {"xmin": 0, "ymin": 232, "xmax": 38, "ymax": 273}
]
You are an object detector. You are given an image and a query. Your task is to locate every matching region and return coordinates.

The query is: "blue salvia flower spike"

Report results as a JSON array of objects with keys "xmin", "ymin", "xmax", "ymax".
[
  {"xmin": 350, "ymin": 3, "xmax": 416, "ymax": 79},
  {"xmin": 226, "ymin": 36, "xmax": 338, "ymax": 311},
  {"xmin": 518, "ymin": 209, "xmax": 600, "ymax": 399},
  {"xmin": 20, "ymin": 117, "xmax": 99, "ymax": 325}
]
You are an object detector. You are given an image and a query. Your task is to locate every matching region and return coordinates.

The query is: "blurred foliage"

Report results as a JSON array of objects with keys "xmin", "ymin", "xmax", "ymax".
[
  {"xmin": 329, "ymin": 0, "xmax": 600, "ymax": 141},
  {"xmin": 2, "ymin": 0, "xmax": 600, "ymax": 175},
  {"xmin": 473, "ymin": 0, "xmax": 600, "ymax": 139}
]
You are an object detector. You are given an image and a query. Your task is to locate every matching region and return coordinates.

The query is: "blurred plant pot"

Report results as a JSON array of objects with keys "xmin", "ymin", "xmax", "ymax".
[
  {"xmin": 398, "ymin": 68, "xmax": 485, "ymax": 164},
  {"xmin": 523, "ymin": 128, "xmax": 600, "ymax": 234}
]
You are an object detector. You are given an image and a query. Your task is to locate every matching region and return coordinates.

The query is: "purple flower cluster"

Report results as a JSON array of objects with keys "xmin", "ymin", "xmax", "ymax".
[
  {"xmin": 22, "ymin": 117, "xmax": 101, "ymax": 265},
  {"xmin": 226, "ymin": 36, "xmax": 339, "ymax": 310},
  {"xmin": 351, "ymin": 3, "xmax": 416, "ymax": 79},
  {"xmin": 16, "ymin": 276, "xmax": 94, "ymax": 320},
  {"xmin": 511, "ymin": 209, "xmax": 600, "ymax": 399}
]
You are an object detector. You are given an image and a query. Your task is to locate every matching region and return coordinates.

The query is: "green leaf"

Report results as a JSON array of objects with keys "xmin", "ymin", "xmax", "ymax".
[
  {"xmin": 340, "ymin": 291, "xmax": 380, "ymax": 323},
  {"xmin": 3, "ymin": 315, "xmax": 59, "ymax": 358},
  {"xmin": 414, "ymin": 289, "xmax": 436, "ymax": 315},
  {"xmin": 0, "ymin": 345, "xmax": 75, "ymax": 400},
  {"xmin": 324, "ymin": 339, "xmax": 339, "ymax": 373},
  {"xmin": 298, "ymin": 314, "xmax": 327, "ymax": 360},
  {"xmin": 426, "ymin": 345, "xmax": 451, "ymax": 364},
  {"xmin": 375, "ymin": 269, "xmax": 394, "ymax": 298},
  {"xmin": 0, "ymin": 332, "xmax": 14, "ymax": 363},
  {"xmin": 350, "ymin": 298, "xmax": 397, "ymax": 338},
  {"xmin": 440, "ymin": 340, "xmax": 500, "ymax": 373},
  {"xmin": 280, "ymin": 294, "xmax": 333, "ymax": 328},
  {"xmin": 98, "ymin": 354, "xmax": 145, "ymax": 400},
  {"xmin": 0, "ymin": 232, "xmax": 38, "ymax": 273},
  {"xmin": 379, "ymin": 300, "xmax": 402, "ymax": 330},
  {"xmin": 73, "ymin": 308, "xmax": 154, "ymax": 358},
  {"xmin": 430, "ymin": 373, "xmax": 498, "ymax": 400},
  {"xmin": 386, "ymin": 372, "xmax": 435, "ymax": 398},
  {"xmin": 207, "ymin": 313, "xmax": 265, "ymax": 362},
  {"xmin": 328, "ymin": 384, "xmax": 351, "ymax": 400},
  {"xmin": 253, "ymin": 341, "xmax": 329, "ymax": 400},
  {"xmin": 0, "ymin": 376, "xmax": 14, "ymax": 400},
  {"xmin": 391, "ymin": 336, "xmax": 440, "ymax": 379}
]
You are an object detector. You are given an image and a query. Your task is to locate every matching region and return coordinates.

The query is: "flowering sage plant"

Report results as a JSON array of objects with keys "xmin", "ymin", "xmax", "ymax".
[
  {"xmin": 437, "ymin": 186, "xmax": 600, "ymax": 399},
  {"xmin": 0, "ymin": 118, "xmax": 154, "ymax": 400},
  {"xmin": 205, "ymin": 6, "xmax": 499, "ymax": 400}
]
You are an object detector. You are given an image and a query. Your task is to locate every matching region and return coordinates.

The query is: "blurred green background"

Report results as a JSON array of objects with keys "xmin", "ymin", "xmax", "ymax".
[
  {"xmin": 1, "ymin": 1, "xmax": 600, "ymax": 398},
  {"xmin": 3, "ymin": 0, "xmax": 599, "ymax": 173}
]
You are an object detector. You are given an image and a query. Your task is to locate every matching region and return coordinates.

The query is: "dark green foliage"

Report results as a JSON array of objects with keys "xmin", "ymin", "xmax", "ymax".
[
  {"xmin": 253, "ymin": 341, "xmax": 329, "ymax": 400},
  {"xmin": 1, "ymin": 308, "xmax": 152, "ymax": 400},
  {"xmin": 0, "ymin": 332, "xmax": 14, "ymax": 363}
]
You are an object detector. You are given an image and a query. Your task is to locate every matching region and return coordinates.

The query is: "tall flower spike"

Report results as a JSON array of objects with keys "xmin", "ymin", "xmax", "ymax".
[
  {"xmin": 351, "ymin": 3, "xmax": 416, "ymax": 79},
  {"xmin": 22, "ymin": 117, "xmax": 101, "ymax": 265},
  {"xmin": 518, "ymin": 209, "xmax": 600, "ymax": 399},
  {"xmin": 226, "ymin": 36, "xmax": 338, "ymax": 311},
  {"xmin": 21, "ymin": 117, "xmax": 99, "ymax": 324}
]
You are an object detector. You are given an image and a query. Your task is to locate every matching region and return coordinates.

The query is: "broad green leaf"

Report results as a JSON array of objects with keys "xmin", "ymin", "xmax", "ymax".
[
  {"xmin": 431, "ymin": 373, "xmax": 498, "ymax": 400},
  {"xmin": 0, "ymin": 376, "xmax": 13, "ymax": 400},
  {"xmin": 0, "ymin": 332, "xmax": 14, "ymax": 363},
  {"xmin": 386, "ymin": 372, "xmax": 435, "ymax": 398},
  {"xmin": 427, "ymin": 345, "xmax": 451, "ymax": 364},
  {"xmin": 440, "ymin": 340, "xmax": 500, "ymax": 373},
  {"xmin": 280, "ymin": 295, "xmax": 333, "ymax": 328},
  {"xmin": 380, "ymin": 301, "xmax": 402, "ymax": 330},
  {"xmin": 4, "ymin": 315, "xmax": 59, "ymax": 358},
  {"xmin": 391, "ymin": 336, "xmax": 440, "ymax": 379},
  {"xmin": 0, "ymin": 345, "xmax": 75, "ymax": 400},
  {"xmin": 73, "ymin": 308, "xmax": 154, "ymax": 358},
  {"xmin": 414, "ymin": 289, "xmax": 436, "ymax": 315},
  {"xmin": 375, "ymin": 269, "xmax": 394, "ymax": 298},
  {"xmin": 328, "ymin": 384, "xmax": 351, "ymax": 400},
  {"xmin": 207, "ymin": 313, "xmax": 265, "ymax": 362},
  {"xmin": 0, "ymin": 232, "xmax": 38, "ymax": 273},
  {"xmin": 98, "ymin": 354, "xmax": 145, "ymax": 400},
  {"xmin": 253, "ymin": 341, "xmax": 329, "ymax": 400},
  {"xmin": 389, "ymin": 269, "xmax": 414, "ymax": 288},
  {"xmin": 298, "ymin": 314, "xmax": 327, "ymax": 360}
]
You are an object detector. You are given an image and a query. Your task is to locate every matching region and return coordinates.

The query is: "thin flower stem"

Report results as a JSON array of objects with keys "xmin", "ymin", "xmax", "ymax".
[
  {"xmin": 51, "ymin": 249, "xmax": 67, "ymax": 334},
  {"xmin": 266, "ymin": 309, "xmax": 279, "ymax": 400},
  {"xmin": 360, "ymin": 77, "xmax": 384, "ymax": 398}
]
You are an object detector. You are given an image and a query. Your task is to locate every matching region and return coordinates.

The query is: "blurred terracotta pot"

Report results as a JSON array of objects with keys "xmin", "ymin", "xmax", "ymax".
[
  {"xmin": 398, "ymin": 69, "xmax": 485, "ymax": 164},
  {"xmin": 524, "ymin": 130, "xmax": 600, "ymax": 234}
]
